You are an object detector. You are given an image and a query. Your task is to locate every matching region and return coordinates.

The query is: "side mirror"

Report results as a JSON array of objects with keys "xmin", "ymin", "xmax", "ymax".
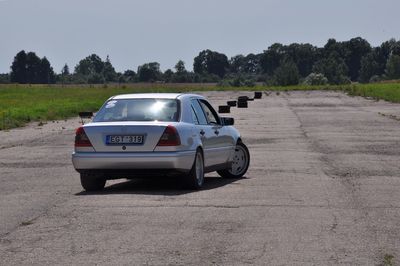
[
  {"xmin": 221, "ymin": 117, "xmax": 234, "ymax": 126},
  {"xmin": 79, "ymin": 112, "xmax": 93, "ymax": 119}
]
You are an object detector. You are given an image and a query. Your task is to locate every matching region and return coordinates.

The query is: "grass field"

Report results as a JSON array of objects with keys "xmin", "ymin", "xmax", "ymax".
[{"xmin": 1, "ymin": 82, "xmax": 400, "ymax": 130}]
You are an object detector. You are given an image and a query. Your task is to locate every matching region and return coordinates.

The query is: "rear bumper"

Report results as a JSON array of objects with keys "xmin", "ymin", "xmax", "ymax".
[{"xmin": 72, "ymin": 150, "xmax": 196, "ymax": 172}]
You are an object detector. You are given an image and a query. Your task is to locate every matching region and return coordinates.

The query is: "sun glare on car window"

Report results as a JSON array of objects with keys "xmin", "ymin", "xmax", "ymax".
[{"xmin": 150, "ymin": 101, "xmax": 166, "ymax": 114}]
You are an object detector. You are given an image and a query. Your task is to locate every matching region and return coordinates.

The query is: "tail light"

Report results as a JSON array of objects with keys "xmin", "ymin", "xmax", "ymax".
[
  {"xmin": 75, "ymin": 126, "xmax": 93, "ymax": 147},
  {"xmin": 157, "ymin": 125, "xmax": 181, "ymax": 146}
]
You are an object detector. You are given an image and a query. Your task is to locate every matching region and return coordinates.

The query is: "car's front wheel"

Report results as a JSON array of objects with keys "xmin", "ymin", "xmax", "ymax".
[
  {"xmin": 185, "ymin": 149, "xmax": 204, "ymax": 189},
  {"xmin": 218, "ymin": 141, "xmax": 250, "ymax": 179},
  {"xmin": 80, "ymin": 172, "xmax": 106, "ymax": 191}
]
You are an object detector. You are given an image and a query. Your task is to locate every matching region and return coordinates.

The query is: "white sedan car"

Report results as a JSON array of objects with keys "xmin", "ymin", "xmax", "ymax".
[{"xmin": 72, "ymin": 93, "xmax": 250, "ymax": 191}]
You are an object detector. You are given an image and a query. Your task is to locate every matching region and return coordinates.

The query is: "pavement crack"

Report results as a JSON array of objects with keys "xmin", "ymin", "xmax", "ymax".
[
  {"xmin": 0, "ymin": 194, "xmax": 69, "ymax": 240},
  {"xmin": 329, "ymin": 214, "xmax": 338, "ymax": 233}
]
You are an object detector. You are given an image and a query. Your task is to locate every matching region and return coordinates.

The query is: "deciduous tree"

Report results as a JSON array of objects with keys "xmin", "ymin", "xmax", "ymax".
[
  {"xmin": 359, "ymin": 53, "xmax": 380, "ymax": 83},
  {"xmin": 260, "ymin": 43, "xmax": 285, "ymax": 75},
  {"xmin": 193, "ymin": 50, "xmax": 229, "ymax": 78},
  {"xmin": 175, "ymin": 60, "xmax": 186, "ymax": 74},
  {"xmin": 38, "ymin": 57, "xmax": 55, "ymax": 84},
  {"xmin": 103, "ymin": 55, "xmax": 117, "ymax": 82},
  {"xmin": 385, "ymin": 54, "xmax": 400, "ymax": 79},
  {"xmin": 272, "ymin": 59, "xmax": 300, "ymax": 86},
  {"xmin": 10, "ymin": 50, "xmax": 28, "ymax": 83},
  {"xmin": 74, "ymin": 54, "xmax": 104, "ymax": 77},
  {"xmin": 137, "ymin": 62, "xmax": 161, "ymax": 82},
  {"xmin": 10, "ymin": 51, "xmax": 55, "ymax": 84},
  {"xmin": 312, "ymin": 54, "xmax": 350, "ymax": 84}
]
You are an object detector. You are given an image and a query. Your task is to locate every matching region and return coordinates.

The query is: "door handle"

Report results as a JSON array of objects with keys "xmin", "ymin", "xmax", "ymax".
[
  {"xmin": 214, "ymin": 130, "xmax": 219, "ymax": 135},
  {"xmin": 200, "ymin": 130, "xmax": 205, "ymax": 136}
]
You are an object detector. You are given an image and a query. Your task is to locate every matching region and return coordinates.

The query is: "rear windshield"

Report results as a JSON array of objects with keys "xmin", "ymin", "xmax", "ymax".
[{"xmin": 93, "ymin": 99, "xmax": 179, "ymax": 122}]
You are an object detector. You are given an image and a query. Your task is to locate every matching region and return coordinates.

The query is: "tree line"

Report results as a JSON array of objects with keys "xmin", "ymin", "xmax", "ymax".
[{"xmin": 1, "ymin": 37, "xmax": 400, "ymax": 86}]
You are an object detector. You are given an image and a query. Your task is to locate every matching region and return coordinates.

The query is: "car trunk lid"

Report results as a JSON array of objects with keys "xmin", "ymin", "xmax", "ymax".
[{"xmin": 84, "ymin": 122, "xmax": 170, "ymax": 152}]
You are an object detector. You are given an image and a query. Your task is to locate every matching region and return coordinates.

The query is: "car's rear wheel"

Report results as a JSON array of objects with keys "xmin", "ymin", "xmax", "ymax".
[
  {"xmin": 80, "ymin": 172, "xmax": 106, "ymax": 191},
  {"xmin": 218, "ymin": 142, "xmax": 250, "ymax": 179},
  {"xmin": 185, "ymin": 149, "xmax": 204, "ymax": 189}
]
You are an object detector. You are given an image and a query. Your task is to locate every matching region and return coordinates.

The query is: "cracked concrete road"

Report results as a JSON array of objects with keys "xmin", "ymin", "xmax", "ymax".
[{"xmin": 0, "ymin": 91, "xmax": 399, "ymax": 265}]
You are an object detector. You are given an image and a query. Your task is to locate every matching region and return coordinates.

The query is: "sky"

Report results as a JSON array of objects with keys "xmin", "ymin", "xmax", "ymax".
[{"xmin": 0, "ymin": 0, "xmax": 399, "ymax": 74}]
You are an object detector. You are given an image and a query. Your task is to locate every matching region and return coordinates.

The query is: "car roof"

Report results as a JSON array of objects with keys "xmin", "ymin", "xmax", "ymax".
[{"xmin": 109, "ymin": 93, "xmax": 205, "ymax": 100}]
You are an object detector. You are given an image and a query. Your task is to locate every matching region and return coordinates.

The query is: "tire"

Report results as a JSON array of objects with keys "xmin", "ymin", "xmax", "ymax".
[
  {"xmin": 227, "ymin": 100, "xmax": 237, "ymax": 107},
  {"xmin": 80, "ymin": 172, "xmax": 106, "ymax": 191},
  {"xmin": 237, "ymin": 100, "xmax": 248, "ymax": 108},
  {"xmin": 218, "ymin": 105, "xmax": 230, "ymax": 113},
  {"xmin": 254, "ymin": 91, "xmax": 262, "ymax": 99},
  {"xmin": 238, "ymin": 96, "xmax": 249, "ymax": 101},
  {"xmin": 218, "ymin": 142, "xmax": 250, "ymax": 179},
  {"xmin": 185, "ymin": 149, "xmax": 205, "ymax": 189}
]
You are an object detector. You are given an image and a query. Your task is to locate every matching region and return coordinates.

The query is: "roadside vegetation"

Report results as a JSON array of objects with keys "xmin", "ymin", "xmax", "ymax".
[
  {"xmin": 1, "ymin": 82, "xmax": 400, "ymax": 130},
  {"xmin": 1, "ymin": 37, "xmax": 400, "ymax": 130},
  {"xmin": 1, "ymin": 38, "xmax": 400, "ymax": 87}
]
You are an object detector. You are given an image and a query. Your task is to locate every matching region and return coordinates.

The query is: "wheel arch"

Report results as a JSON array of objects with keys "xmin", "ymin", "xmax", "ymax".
[
  {"xmin": 196, "ymin": 145, "xmax": 204, "ymax": 156},
  {"xmin": 189, "ymin": 145, "xmax": 204, "ymax": 167}
]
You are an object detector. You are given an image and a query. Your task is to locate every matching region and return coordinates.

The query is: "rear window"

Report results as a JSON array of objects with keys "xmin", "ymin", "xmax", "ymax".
[{"xmin": 93, "ymin": 99, "xmax": 179, "ymax": 122}]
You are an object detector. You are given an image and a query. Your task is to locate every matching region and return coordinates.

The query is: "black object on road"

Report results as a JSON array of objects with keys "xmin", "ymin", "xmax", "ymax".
[
  {"xmin": 78, "ymin": 111, "xmax": 93, "ymax": 125},
  {"xmin": 254, "ymin": 92, "xmax": 262, "ymax": 99},
  {"xmin": 238, "ymin": 96, "xmax": 249, "ymax": 101},
  {"xmin": 237, "ymin": 100, "xmax": 248, "ymax": 108},
  {"xmin": 218, "ymin": 105, "xmax": 231, "ymax": 113},
  {"xmin": 79, "ymin": 111, "xmax": 93, "ymax": 118},
  {"xmin": 227, "ymin": 100, "xmax": 237, "ymax": 107}
]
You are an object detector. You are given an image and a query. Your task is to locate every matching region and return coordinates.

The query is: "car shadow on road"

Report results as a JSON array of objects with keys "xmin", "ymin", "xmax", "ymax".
[{"xmin": 75, "ymin": 176, "xmax": 243, "ymax": 196}]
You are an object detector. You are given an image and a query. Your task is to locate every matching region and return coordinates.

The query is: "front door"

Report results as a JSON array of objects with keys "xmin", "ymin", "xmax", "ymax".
[{"xmin": 198, "ymin": 99, "xmax": 232, "ymax": 167}]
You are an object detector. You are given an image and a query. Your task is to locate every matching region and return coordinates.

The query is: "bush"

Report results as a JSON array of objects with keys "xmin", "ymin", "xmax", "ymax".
[
  {"xmin": 244, "ymin": 79, "xmax": 255, "ymax": 87},
  {"xmin": 0, "ymin": 74, "xmax": 10, "ymax": 84},
  {"xmin": 303, "ymin": 73, "xmax": 328, "ymax": 85},
  {"xmin": 199, "ymin": 73, "xmax": 221, "ymax": 83},
  {"xmin": 217, "ymin": 79, "xmax": 231, "ymax": 87},
  {"xmin": 217, "ymin": 76, "xmax": 256, "ymax": 87},
  {"xmin": 231, "ymin": 76, "xmax": 243, "ymax": 87},
  {"xmin": 369, "ymin": 75, "xmax": 383, "ymax": 83},
  {"xmin": 339, "ymin": 76, "xmax": 352, "ymax": 85},
  {"xmin": 87, "ymin": 73, "xmax": 105, "ymax": 84}
]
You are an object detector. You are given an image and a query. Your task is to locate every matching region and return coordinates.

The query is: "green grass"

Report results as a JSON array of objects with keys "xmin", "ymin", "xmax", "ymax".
[
  {"xmin": 1, "ymin": 82, "xmax": 400, "ymax": 130},
  {"xmin": 343, "ymin": 83, "xmax": 400, "ymax": 102},
  {"xmin": 383, "ymin": 254, "xmax": 394, "ymax": 266}
]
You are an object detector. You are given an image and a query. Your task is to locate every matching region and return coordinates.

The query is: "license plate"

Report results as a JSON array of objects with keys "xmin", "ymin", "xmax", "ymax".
[{"xmin": 107, "ymin": 135, "xmax": 144, "ymax": 144}]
